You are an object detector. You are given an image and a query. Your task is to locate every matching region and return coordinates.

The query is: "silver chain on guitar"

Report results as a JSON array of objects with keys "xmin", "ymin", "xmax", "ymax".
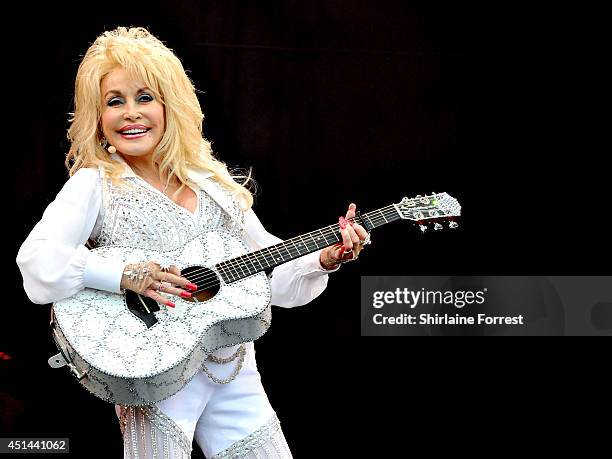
[{"xmin": 201, "ymin": 344, "xmax": 246, "ymax": 384}]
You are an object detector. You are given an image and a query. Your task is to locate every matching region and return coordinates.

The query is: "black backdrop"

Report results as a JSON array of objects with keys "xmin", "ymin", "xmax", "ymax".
[{"xmin": 5, "ymin": 2, "xmax": 608, "ymax": 457}]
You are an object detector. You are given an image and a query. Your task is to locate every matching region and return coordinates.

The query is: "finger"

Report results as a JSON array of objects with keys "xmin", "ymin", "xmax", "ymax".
[
  {"xmin": 351, "ymin": 222, "xmax": 368, "ymax": 240},
  {"xmin": 143, "ymin": 289, "xmax": 175, "ymax": 308},
  {"xmin": 340, "ymin": 227, "xmax": 353, "ymax": 250},
  {"xmin": 157, "ymin": 282, "xmax": 193, "ymax": 299},
  {"xmin": 159, "ymin": 272, "xmax": 197, "ymax": 290},
  {"xmin": 345, "ymin": 202, "xmax": 356, "ymax": 220},
  {"xmin": 169, "ymin": 265, "xmax": 182, "ymax": 276},
  {"xmin": 346, "ymin": 224, "xmax": 360, "ymax": 246}
]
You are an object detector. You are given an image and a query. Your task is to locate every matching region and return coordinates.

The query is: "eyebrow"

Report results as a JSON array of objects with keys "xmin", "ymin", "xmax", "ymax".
[{"xmin": 104, "ymin": 87, "xmax": 151, "ymax": 99}]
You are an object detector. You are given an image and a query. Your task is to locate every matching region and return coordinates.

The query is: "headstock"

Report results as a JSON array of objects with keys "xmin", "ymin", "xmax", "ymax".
[{"xmin": 394, "ymin": 192, "xmax": 461, "ymax": 232}]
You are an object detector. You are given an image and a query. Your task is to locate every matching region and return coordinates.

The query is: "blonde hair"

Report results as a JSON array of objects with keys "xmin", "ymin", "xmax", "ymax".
[{"xmin": 65, "ymin": 26, "xmax": 254, "ymax": 210}]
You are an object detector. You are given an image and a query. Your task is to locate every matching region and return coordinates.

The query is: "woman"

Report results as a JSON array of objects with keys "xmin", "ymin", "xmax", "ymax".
[{"xmin": 16, "ymin": 27, "xmax": 370, "ymax": 458}]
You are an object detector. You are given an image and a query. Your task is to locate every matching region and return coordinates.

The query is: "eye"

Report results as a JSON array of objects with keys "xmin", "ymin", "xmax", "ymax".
[
  {"xmin": 107, "ymin": 97, "xmax": 122, "ymax": 107},
  {"xmin": 139, "ymin": 93, "xmax": 154, "ymax": 103}
]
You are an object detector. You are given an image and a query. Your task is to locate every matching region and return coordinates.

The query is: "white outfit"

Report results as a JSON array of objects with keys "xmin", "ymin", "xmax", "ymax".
[{"xmin": 16, "ymin": 154, "xmax": 339, "ymax": 458}]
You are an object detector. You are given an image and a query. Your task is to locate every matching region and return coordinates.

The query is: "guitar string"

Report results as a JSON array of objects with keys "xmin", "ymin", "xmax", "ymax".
[
  {"xmin": 185, "ymin": 199, "xmax": 449, "ymax": 286},
  {"xmin": 151, "ymin": 200, "xmax": 450, "ymax": 295},
  {"xmin": 190, "ymin": 206, "xmax": 397, "ymax": 279},
  {"xmin": 169, "ymin": 204, "xmax": 445, "ymax": 293},
  {"xmin": 172, "ymin": 206, "xmax": 424, "ymax": 294},
  {"xmin": 178, "ymin": 209, "xmax": 397, "ymax": 290}
]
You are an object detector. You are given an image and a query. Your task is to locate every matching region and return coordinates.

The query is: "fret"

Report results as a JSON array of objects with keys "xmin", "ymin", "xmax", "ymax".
[
  {"xmin": 289, "ymin": 238, "xmax": 303, "ymax": 256},
  {"xmin": 236, "ymin": 257, "xmax": 248, "ymax": 278},
  {"xmin": 311, "ymin": 230, "xmax": 327, "ymax": 249},
  {"xmin": 298, "ymin": 235, "xmax": 310, "ymax": 252},
  {"xmin": 216, "ymin": 263, "xmax": 228, "ymax": 283},
  {"xmin": 242, "ymin": 254, "xmax": 258, "ymax": 276},
  {"xmin": 221, "ymin": 262, "xmax": 236, "ymax": 283},
  {"xmin": 229, "ymin": 261, "xmax": 242, "ymax": 281},
  {"xmin": 364, "ymin": 213, "xmax": 375, "ymax": 229},
  {"xmin": 307, "ymin": 232, "xmax": 320, "ymax": 251},
  {"xmin": 271, "ymin": 245, "xmax": 285, "ymax": 264},
  {"xmin": 252, "ymin": 252, "xmax": 266, "ymax": 271},
  {"xmin": 379, "ymin": 210, "xmax": 389, "ymax": 223},
  {"xmin": 283, "ymin": 242, "xmax": 294, "ymax": 259},
  {"xmin": 316, "ymin": 229, "xmax": 331, "ymax": 246}
]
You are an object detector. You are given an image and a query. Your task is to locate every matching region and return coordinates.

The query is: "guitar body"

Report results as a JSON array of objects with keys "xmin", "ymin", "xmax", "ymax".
[{"xmin": 51, "ymin": 229, "xmax": 271, "ymax": 405}]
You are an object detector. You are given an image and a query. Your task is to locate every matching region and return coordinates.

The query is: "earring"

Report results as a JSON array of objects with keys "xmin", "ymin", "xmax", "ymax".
[{"xmin": 100, "ymin": 137, "xmax": 117, "ymax": 154}]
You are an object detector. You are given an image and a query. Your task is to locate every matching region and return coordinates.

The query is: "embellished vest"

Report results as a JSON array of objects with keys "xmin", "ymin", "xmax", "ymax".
[{"xmin": 93, "ymin": 175, "xmax": 245, "ymax": 250}]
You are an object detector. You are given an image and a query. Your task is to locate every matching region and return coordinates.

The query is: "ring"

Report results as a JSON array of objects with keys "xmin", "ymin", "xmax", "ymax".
[
  {"xmin": 156, "ymin": 282, "xmax": 164, "ymax": 292},
  {"xmin": 359, "ymin": 233, "xmax": 372, "ymax": 246},
  {"xmin": 341, "ymin": 252, "xmax": 358, "ymax": 263}
]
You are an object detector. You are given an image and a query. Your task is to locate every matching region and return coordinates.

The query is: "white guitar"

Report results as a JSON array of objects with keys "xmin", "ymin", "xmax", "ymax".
[{"xmin": 49, "ymin": 193, "xmax": 461, "ymax": 405}]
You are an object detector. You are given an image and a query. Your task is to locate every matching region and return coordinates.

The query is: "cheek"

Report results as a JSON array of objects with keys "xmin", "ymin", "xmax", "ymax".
[
  {"xmin": 154, "ymin": 105, "xmax": 165, "ymax": 129},
  {"xmin": 100, "ymin": 110, "xmax": 116, "ymax": 135}
]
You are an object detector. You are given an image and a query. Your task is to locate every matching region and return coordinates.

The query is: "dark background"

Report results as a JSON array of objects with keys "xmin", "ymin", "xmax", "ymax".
[{"xmin": 5, "ymin": 2, "xmax": 608, "ymax": 457}]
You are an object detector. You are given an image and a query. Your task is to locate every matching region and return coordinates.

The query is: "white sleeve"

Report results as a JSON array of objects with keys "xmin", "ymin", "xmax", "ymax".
[
  {"xmin": 16, "ymin": 168, "xmax": 125, "ymax": 305},
  {"xmin": 241, "ymin": 208, "xmax": 340, "ymax": 308}
]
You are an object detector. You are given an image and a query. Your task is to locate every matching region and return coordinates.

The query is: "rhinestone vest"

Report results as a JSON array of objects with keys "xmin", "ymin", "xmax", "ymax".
[{"xmin": 93, "ymin": 176, "xmax": 244, "ymax": 250}]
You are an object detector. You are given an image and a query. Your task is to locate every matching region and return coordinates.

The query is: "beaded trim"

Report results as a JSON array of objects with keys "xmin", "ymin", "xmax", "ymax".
[
  {"xmin": 118, "ymin": 404, "xmax": 192, "ymax": 459},
  {"xmin": 211, "ymin": 414, "xmax": 284, "ymax": 458}
]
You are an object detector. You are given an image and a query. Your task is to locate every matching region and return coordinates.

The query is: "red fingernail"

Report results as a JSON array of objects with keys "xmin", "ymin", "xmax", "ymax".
[
  {"xmin": 180, "ymin": 292, "xmax": 192, "ymax": 298},
  {"xmin": 186, "ymin": 283, "xmax": 197, "ymax": 291},
  {"xmin": 166, "ymin": 301, "xmax": 176, "ymax": 308}
]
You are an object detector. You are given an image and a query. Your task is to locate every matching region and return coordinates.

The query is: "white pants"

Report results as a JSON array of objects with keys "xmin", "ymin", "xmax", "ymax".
[{"xmin": 115, "ymin": 345, "xmax": 293, "ymax": 458}]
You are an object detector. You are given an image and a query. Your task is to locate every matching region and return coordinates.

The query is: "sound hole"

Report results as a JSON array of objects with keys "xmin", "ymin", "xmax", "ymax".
[{"xmin": 181, "ymin": 266, "xmax": 220, "ymax": 303}]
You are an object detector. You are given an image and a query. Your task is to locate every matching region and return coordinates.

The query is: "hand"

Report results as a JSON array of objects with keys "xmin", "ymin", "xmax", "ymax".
[
  {"xmin": 120, "ymin": 261, "xmax": 198, "ymax": 308},
  {"xmin": 320, "ymin": 203, "xmax": 370, "ymax": 270}
]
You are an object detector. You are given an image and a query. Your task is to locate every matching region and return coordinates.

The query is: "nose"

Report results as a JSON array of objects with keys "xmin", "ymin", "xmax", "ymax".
[
  {"xmin": 122, "ymin": 101, "xmax": 141, "ymax": 120},
  {"xmin": 123, "ymin": 110, "xmax": 141, "ymax": 120}
]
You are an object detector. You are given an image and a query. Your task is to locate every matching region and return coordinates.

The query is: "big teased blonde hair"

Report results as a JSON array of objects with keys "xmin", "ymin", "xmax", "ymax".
[{"xmin": 65, "ymin": 26, "xmax": 254, "ymax": 210}]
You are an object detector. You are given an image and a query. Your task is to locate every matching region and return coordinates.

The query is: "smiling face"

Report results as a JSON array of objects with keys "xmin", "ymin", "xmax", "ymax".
[{"xmin": 100, "ymin": 67, "xmax": 165, "ymax": 160}]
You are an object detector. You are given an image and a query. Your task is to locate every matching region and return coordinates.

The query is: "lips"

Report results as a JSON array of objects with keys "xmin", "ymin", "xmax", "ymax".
[
  {"xmin": 118, "ymin": 124, "xmax": 150, "ymax": 133},
  {"xmin": 118, "ymin": 125, "xmax": 151, "ymax": 139}
]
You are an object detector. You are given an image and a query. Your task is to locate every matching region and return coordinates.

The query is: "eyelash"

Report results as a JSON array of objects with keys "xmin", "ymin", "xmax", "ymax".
[{"xmin": 107, "ymin": 94, "xmax": 154, "ymax": 106}]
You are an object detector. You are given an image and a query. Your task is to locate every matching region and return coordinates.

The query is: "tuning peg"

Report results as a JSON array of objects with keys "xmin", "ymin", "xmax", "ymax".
[
  {"xmin": 419, "ymin": 224, "xmax": 427, "ymax": 233},
  {"xmin": 434, "ymin": 223, "xmax": 443, "ymax": 230},
  {"xmin": 449, "ymin": 221, "xmax": 458, "ymax": 229}
]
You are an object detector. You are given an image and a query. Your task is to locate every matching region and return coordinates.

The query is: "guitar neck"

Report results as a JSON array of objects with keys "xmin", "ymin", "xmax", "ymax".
[{"xmin": 215, "ymin": 204, "xmax": 401, "ymax": 283}]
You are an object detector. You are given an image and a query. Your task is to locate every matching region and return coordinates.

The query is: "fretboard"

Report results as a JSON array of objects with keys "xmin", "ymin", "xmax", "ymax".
[{"xmin": 215, "ymin": 204, "xmax": 401, "ymax": 283}]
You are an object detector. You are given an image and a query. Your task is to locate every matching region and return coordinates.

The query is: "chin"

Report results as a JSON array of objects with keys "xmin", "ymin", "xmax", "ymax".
[{"xmin": 116, "ymin": 143, "xmax": 155, "ymax": 156}]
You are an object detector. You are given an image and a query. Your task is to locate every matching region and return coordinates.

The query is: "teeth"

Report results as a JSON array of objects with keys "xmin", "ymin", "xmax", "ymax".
[{"xmin": 121, "ymin": 129, "xmax": 148, "ymax": 134}]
